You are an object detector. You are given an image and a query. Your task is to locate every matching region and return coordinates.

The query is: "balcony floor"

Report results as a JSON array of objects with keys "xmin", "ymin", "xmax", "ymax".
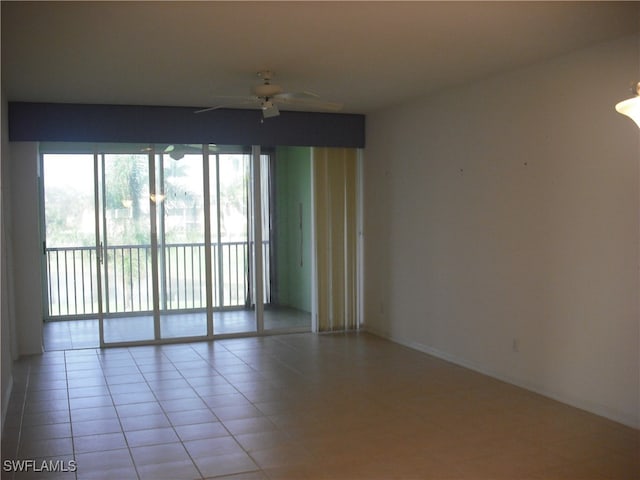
[{"xmin": 44, "ymin": 308, "xmax": 311, "ymax": 351}]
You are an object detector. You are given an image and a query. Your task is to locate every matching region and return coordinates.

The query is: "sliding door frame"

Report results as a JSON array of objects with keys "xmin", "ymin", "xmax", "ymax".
[
  {"xmin": 39, "ymin": 142, "xmax": 318, "ymax": 348},
  {"xmin": 252, "ymin": 145, "xmax": 265, "ymax": 333}
]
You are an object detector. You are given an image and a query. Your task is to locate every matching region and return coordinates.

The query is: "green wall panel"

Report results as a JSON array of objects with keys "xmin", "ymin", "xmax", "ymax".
[{"xmin": 274, "ymin": 146, "xmax": 311, "ymax": 312}]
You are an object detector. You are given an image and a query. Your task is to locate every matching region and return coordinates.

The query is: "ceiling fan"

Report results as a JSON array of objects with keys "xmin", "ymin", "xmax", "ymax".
[{"xmin": 195, "ymin": 71, "xmax": 343, "ymax": 119}]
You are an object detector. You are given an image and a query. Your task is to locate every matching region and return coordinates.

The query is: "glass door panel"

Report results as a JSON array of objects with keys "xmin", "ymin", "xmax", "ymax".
[
  {"xmin": 101, "ymin": 153, "xmax": 155, "ymax": 343},
  {"xmin": 156, "ymin": 149, "xmax": 208, "ymax": 339},
  {"xmin": 210, "ymin": 152, "xmax": 255, "ymax": 334},
  {"xmin": 42, "ymin": 154, "xmax": 100, "ymax": 346}
]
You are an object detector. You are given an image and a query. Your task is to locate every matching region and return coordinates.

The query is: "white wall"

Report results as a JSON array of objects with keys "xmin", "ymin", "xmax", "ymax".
[
  {"xmin": 1, "ymin": 89, "xmax": 18, "ymax": 428},
  {"xmin": 9, "ymin": 142, "xmax": 43, "ymax": 356},
  {"xmin": 364, "ymin": 35, "xmax": 640, "ymax": 428}
]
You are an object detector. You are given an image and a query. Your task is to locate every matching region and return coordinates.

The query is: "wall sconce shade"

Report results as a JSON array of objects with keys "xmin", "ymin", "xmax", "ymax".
[{"xmin": 615, "ymin": 82, "xmax": 640, "ymax": 128}]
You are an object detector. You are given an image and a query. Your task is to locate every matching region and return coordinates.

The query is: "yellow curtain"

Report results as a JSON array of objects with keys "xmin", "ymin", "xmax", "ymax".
[{"xmin": 312, "ymin": 147, "xmax": 358, "ymax": 332}]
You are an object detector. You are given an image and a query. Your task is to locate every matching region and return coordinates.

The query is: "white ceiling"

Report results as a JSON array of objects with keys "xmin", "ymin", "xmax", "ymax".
[{"xmin": 2, "ymin": 1, "xmax": 639, "ymax": 114}]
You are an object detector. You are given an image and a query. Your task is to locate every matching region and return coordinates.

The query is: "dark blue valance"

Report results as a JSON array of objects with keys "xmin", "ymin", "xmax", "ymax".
[{"xmin": 8, "ymin": 102, "xmax": 365, "ymax": 148}]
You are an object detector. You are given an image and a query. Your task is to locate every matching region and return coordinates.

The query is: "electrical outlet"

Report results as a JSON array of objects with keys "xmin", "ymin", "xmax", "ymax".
[{"xmin": 512, "ymin": 338, "xmax": 519, "ymax": 353}]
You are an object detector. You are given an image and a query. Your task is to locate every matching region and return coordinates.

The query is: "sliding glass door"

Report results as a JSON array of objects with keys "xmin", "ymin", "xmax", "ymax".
[
  {"xmin": 99, "ymin": 152, "xmax": 156, "ymax": 343},
  {"xmin": 41, "ymin": 143, "xmax": 314, "ymax": 347},
  {"xmin": 43, "ymin": 154, "xmax": 98, "ymax": 318},
  {"xmin": 209, "ymin": 150, "xmax": 256, "ymax": 334},
  {"xmin": 155, "ymin": 148, "xmax": 208, "ymax": 339}
]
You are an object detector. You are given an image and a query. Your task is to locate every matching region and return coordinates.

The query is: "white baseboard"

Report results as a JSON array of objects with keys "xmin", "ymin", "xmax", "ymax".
[{"xmin": 362, "ymin": 326, "xmax": 639, "ymax": 429}]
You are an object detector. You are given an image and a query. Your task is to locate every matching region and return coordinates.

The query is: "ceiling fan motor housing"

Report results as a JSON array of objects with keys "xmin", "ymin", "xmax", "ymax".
[{"xmin": 252, "ymin": 83, "xmax": 283, "ymax": 98}]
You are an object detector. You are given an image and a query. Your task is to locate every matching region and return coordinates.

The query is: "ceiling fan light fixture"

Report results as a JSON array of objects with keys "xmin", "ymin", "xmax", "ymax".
[
  {"xmin": 615, "ymin": 82, "xmax": 640, "ymax": 128},
  {"xmin": 150, "ymin": 193, "xmax": 166, "ymax": 204},
  {"xmin": 164, "ymin": 144, "xmax": 184, "ymax": 160},
  {"xmin": 253, "ymin": 83, "xmax": 283, "ymax": 98},
  {"xmin": 262, "ymin": 99, "xmax": 280, "ymax": 118}
]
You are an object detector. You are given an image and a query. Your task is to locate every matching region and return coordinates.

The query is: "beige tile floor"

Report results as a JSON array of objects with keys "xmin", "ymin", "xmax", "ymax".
[{"xmin": 2, "ymin": 332, "xmax": 638, "ymax": 479}]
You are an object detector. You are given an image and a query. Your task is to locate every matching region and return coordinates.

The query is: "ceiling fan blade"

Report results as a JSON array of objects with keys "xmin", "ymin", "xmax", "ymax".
[
  {"xmin": 194, "ymin": 97, "xmax": 260, "ymax": 114},
  {"xmin": 274, "ymin": 95, "xmax": 343, "ymax": 112},
  {"xmin": 277, "ymin": 91, "xmax": 320, "ymax": 100},
  {"xmin": 194, "ymin": 105, "xmax": 224, "ymax": 114}
]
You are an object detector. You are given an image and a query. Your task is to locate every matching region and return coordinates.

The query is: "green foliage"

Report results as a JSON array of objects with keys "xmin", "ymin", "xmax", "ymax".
[
  {"xmin": 104, "ymin": 154, "xmax": 149, "ymax": 246},
  {"xmin": 44, "ymin": 185, "xmax": 95, "ymax": 247}
]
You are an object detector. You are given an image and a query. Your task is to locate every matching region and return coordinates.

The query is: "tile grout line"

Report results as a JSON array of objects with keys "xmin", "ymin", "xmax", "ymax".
[
  {"xmin": 126, "ymin": 344, "xmax": 247, "ymax": 479},
  {"xmin": 8, "ymin": 364, "xmax": 31, "ymax": 480},
  {"xmin": 194, "ymin": 341, "xmax": 314, "ymax": 478},
  {"xmin": 167, "ymin": 343, "xmax": 259, "ymax": 479},
  {"xmin": 176, "ymin": 342, "xmax": 266, "ymax": 478},
  {"xmin": 93, "ymin": 347, "xmax": 142, "ymax": 480},
  {"xmin": 130, "ymin": 346, "xmax": 203, "ymax": 479},
  {"xmin": 63, "ymin": 351, "xmax": 79, "ymax": 480}
]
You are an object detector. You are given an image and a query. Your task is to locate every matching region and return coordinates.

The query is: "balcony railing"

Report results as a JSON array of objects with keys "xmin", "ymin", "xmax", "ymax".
[{"xmin": 45, "ymin": 241, "xmax": 270, "ymax": 318}]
